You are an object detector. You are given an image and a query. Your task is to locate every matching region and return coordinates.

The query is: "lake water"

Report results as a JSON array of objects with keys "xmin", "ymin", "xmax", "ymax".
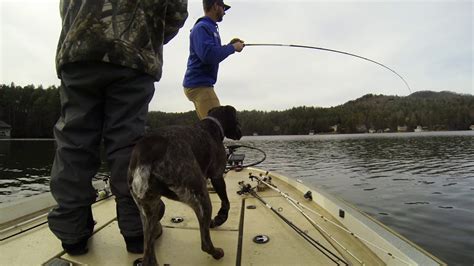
[{"xmin": 1, "ymin": 131, "xmax": 473, "ymax": 265}]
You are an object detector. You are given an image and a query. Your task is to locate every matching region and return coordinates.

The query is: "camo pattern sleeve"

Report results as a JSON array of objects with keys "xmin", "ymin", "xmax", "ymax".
[
  {"xmin": 163, "ymin": 0, "xmax": 188, "ymax": 44},
  {"xmin": 56, "ymin": 0, "xmax": 188, "ymax": 81}
]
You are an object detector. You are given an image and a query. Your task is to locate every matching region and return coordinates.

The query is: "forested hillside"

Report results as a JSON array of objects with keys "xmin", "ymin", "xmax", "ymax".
[
  {"xmin": 1, "ymin": 83, "xmax": 473, "ymax": 137},
  {"xmin": 148, "ymin": 91, "xmax": 474, "ymax": 135}
]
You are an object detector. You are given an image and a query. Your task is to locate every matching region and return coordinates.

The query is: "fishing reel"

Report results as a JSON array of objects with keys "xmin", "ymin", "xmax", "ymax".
[
  {"xmin": 237, "ymin": 172, "xmax": 274, "ymax": 195},
  {"xmin": 249, "ymin": 172, "xmax": 274, "ymax": 192},
  {"xmin": 237, "ymin": 181, "xmax": 253, "ymax": 195},
  {"xmin": 95, "ymin": 173, "xmax": 111, "ymax": 200}
]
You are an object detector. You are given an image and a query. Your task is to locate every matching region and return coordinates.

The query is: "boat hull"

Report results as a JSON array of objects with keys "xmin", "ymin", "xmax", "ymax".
[{"xmin": 0, "ymin": 167, "xmax": 445, "ymax": 265}]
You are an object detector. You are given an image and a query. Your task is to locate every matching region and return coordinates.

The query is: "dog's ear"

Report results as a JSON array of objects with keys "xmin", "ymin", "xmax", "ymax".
[{"xmin": 222, "ymin": 106, "xmax": 242, "ymax": 140}]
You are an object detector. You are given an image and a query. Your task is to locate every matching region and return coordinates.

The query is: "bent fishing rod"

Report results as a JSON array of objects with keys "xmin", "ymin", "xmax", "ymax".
[{"xmin": 244, "ymin": 43, "xmax": 412, "ymax": 94}]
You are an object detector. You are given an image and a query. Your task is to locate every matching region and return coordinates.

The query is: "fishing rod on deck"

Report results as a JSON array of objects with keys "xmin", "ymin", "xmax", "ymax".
[
  {"xmin": 244, "ymin": 43, "xmax": 412, "ymax": 94},
  {"xmin": 237, "ymin": 180, "xmax": 348, "ymax": 266},
  {"xmin": 246, "ymin": 172, "xmax": 412, "ymax": 265}
]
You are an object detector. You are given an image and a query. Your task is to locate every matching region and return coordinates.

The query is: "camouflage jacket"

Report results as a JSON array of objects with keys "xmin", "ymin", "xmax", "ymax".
[{"xmin": 56, "ymin": 0, "xmax": 188, "ymax": 81}]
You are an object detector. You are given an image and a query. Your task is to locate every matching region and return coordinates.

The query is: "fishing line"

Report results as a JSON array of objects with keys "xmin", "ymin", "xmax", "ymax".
[{"xmin": 245, "ymin": 43, "xmax": 412, "ymax": 94}]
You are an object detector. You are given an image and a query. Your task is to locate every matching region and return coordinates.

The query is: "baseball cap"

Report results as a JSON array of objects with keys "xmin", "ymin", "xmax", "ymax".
[{"xmin": 204, "ymin": 0, "xmax": 231, "ymax": 11}]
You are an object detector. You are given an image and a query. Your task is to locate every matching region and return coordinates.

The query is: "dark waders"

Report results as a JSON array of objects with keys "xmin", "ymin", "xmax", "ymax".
[{"xmin": 47, "ymin": 62, "xmax": 155, "ymax": 244}]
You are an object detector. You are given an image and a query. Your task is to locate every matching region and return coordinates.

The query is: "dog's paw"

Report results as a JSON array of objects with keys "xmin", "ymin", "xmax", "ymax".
[
  {"xmin": 212, "ymin": 248, "xmax": 224, "ymax": 260},
  {"xmin": 210, "ymin": 215, "xmax": 228, "ymax": 228}
]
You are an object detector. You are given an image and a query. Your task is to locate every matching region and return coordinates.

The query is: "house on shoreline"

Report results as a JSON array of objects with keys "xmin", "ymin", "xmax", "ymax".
[
  {"xmin": 397, "ymin": 125, "xmax": 408, "ymax": 132},
  {"xmin": 0, "ymin": 121, "xmax": 12, "ymax": 138}
]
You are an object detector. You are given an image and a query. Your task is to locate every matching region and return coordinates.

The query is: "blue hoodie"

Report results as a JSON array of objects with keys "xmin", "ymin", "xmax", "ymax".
[{"xmin": 183, "ymin": 16, "xmax": 235, "ymax": 88}]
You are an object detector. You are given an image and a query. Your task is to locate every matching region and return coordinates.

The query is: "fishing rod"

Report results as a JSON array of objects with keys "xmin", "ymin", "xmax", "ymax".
[
  {"xmin": 238, "ymin": 181, "xmax": 348, "ymax": 266},
  {"xmin": 249, "ymin": 172, "xmax": 412, "ymax": 265},
  {"xmin": 247, "ymin": 174, "xmax": 363, "ymax": 265},
  {"xmin": 244, "ymin": 43, "xmax": 412, "ymax": 94}
]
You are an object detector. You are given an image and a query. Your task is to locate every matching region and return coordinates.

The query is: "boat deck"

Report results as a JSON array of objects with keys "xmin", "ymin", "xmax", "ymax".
[{"xmin": 0, "ymin": 168, "xmax": 443, "ymax": 265}]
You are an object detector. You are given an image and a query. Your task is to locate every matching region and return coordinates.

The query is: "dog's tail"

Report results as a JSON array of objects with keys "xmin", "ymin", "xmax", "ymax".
[
  {"xmin": 130, "ymin": 165, "xmax": 151, "ymax": 200},
  {"xmin": 129, "ymin": 135, "xmax": 169, "ymax": 200}
]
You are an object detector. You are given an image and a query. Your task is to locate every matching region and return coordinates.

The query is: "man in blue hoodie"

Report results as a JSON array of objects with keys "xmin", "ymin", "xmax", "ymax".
[{"xmin": 183, "ymin": 0, "xmax": 244, "ymax": 119}]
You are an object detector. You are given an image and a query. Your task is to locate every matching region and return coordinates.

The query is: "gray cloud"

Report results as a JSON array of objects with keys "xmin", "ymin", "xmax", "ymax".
[{"xmin": 1, "ymin": 0, "xmax": 472, "ymax": 112}]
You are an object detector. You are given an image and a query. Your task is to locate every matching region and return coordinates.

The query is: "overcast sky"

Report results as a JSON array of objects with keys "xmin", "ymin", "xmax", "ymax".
[{"xmin": 1, "ymin": 0, "xmax": 472, "ymax": 112}]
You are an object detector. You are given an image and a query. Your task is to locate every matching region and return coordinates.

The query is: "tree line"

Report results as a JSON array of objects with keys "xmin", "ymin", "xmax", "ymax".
[
  {"xmin": 1, "ymin": 83, "xmax": 473, "ymax": 138},
  {"xmin": 0, "ymin": 83, "xmax": 60, "ymax": 138}
]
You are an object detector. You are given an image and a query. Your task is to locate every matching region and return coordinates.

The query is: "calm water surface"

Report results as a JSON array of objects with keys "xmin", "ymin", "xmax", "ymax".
[{"xmin": 1, "ymin": 131, "xmax": 473, "ymax": 265}]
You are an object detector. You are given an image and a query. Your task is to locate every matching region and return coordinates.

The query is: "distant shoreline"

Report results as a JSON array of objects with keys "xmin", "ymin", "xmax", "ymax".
[{"xmin": 1, "ymin": 130, "xmax": 473, "ymax": 141}]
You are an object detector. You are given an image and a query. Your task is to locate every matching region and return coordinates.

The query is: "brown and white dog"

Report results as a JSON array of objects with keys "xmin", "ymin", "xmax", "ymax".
[{"xmin": 128, "ymin": 105, "xmax": 242, "ymax": 265}]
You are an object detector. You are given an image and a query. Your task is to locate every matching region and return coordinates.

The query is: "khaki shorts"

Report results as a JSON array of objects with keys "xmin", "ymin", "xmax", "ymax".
[{"xmin": 184, "ymin": 86, "xmax": 221, "ymax": 120}]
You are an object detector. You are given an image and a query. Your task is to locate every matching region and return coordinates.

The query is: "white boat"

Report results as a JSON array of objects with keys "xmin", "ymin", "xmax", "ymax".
[
  {"xmin": 414, "ymin": 126, "xmax": 423, "ymax": 132},
  {"xmin": 0, "ymin": 167, "xmax": 445, "ymax": 265}
]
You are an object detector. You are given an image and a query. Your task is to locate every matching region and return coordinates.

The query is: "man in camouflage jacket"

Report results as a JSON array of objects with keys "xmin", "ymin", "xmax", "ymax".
[{"xmin": 48, "ymin": 0, "xmax": 188, "ymax": 255}]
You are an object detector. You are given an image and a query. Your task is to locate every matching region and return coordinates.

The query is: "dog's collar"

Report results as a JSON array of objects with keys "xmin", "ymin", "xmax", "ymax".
[{"xmin": 203, "ymin": 116, "xmax": 225, "ymax": 140}]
